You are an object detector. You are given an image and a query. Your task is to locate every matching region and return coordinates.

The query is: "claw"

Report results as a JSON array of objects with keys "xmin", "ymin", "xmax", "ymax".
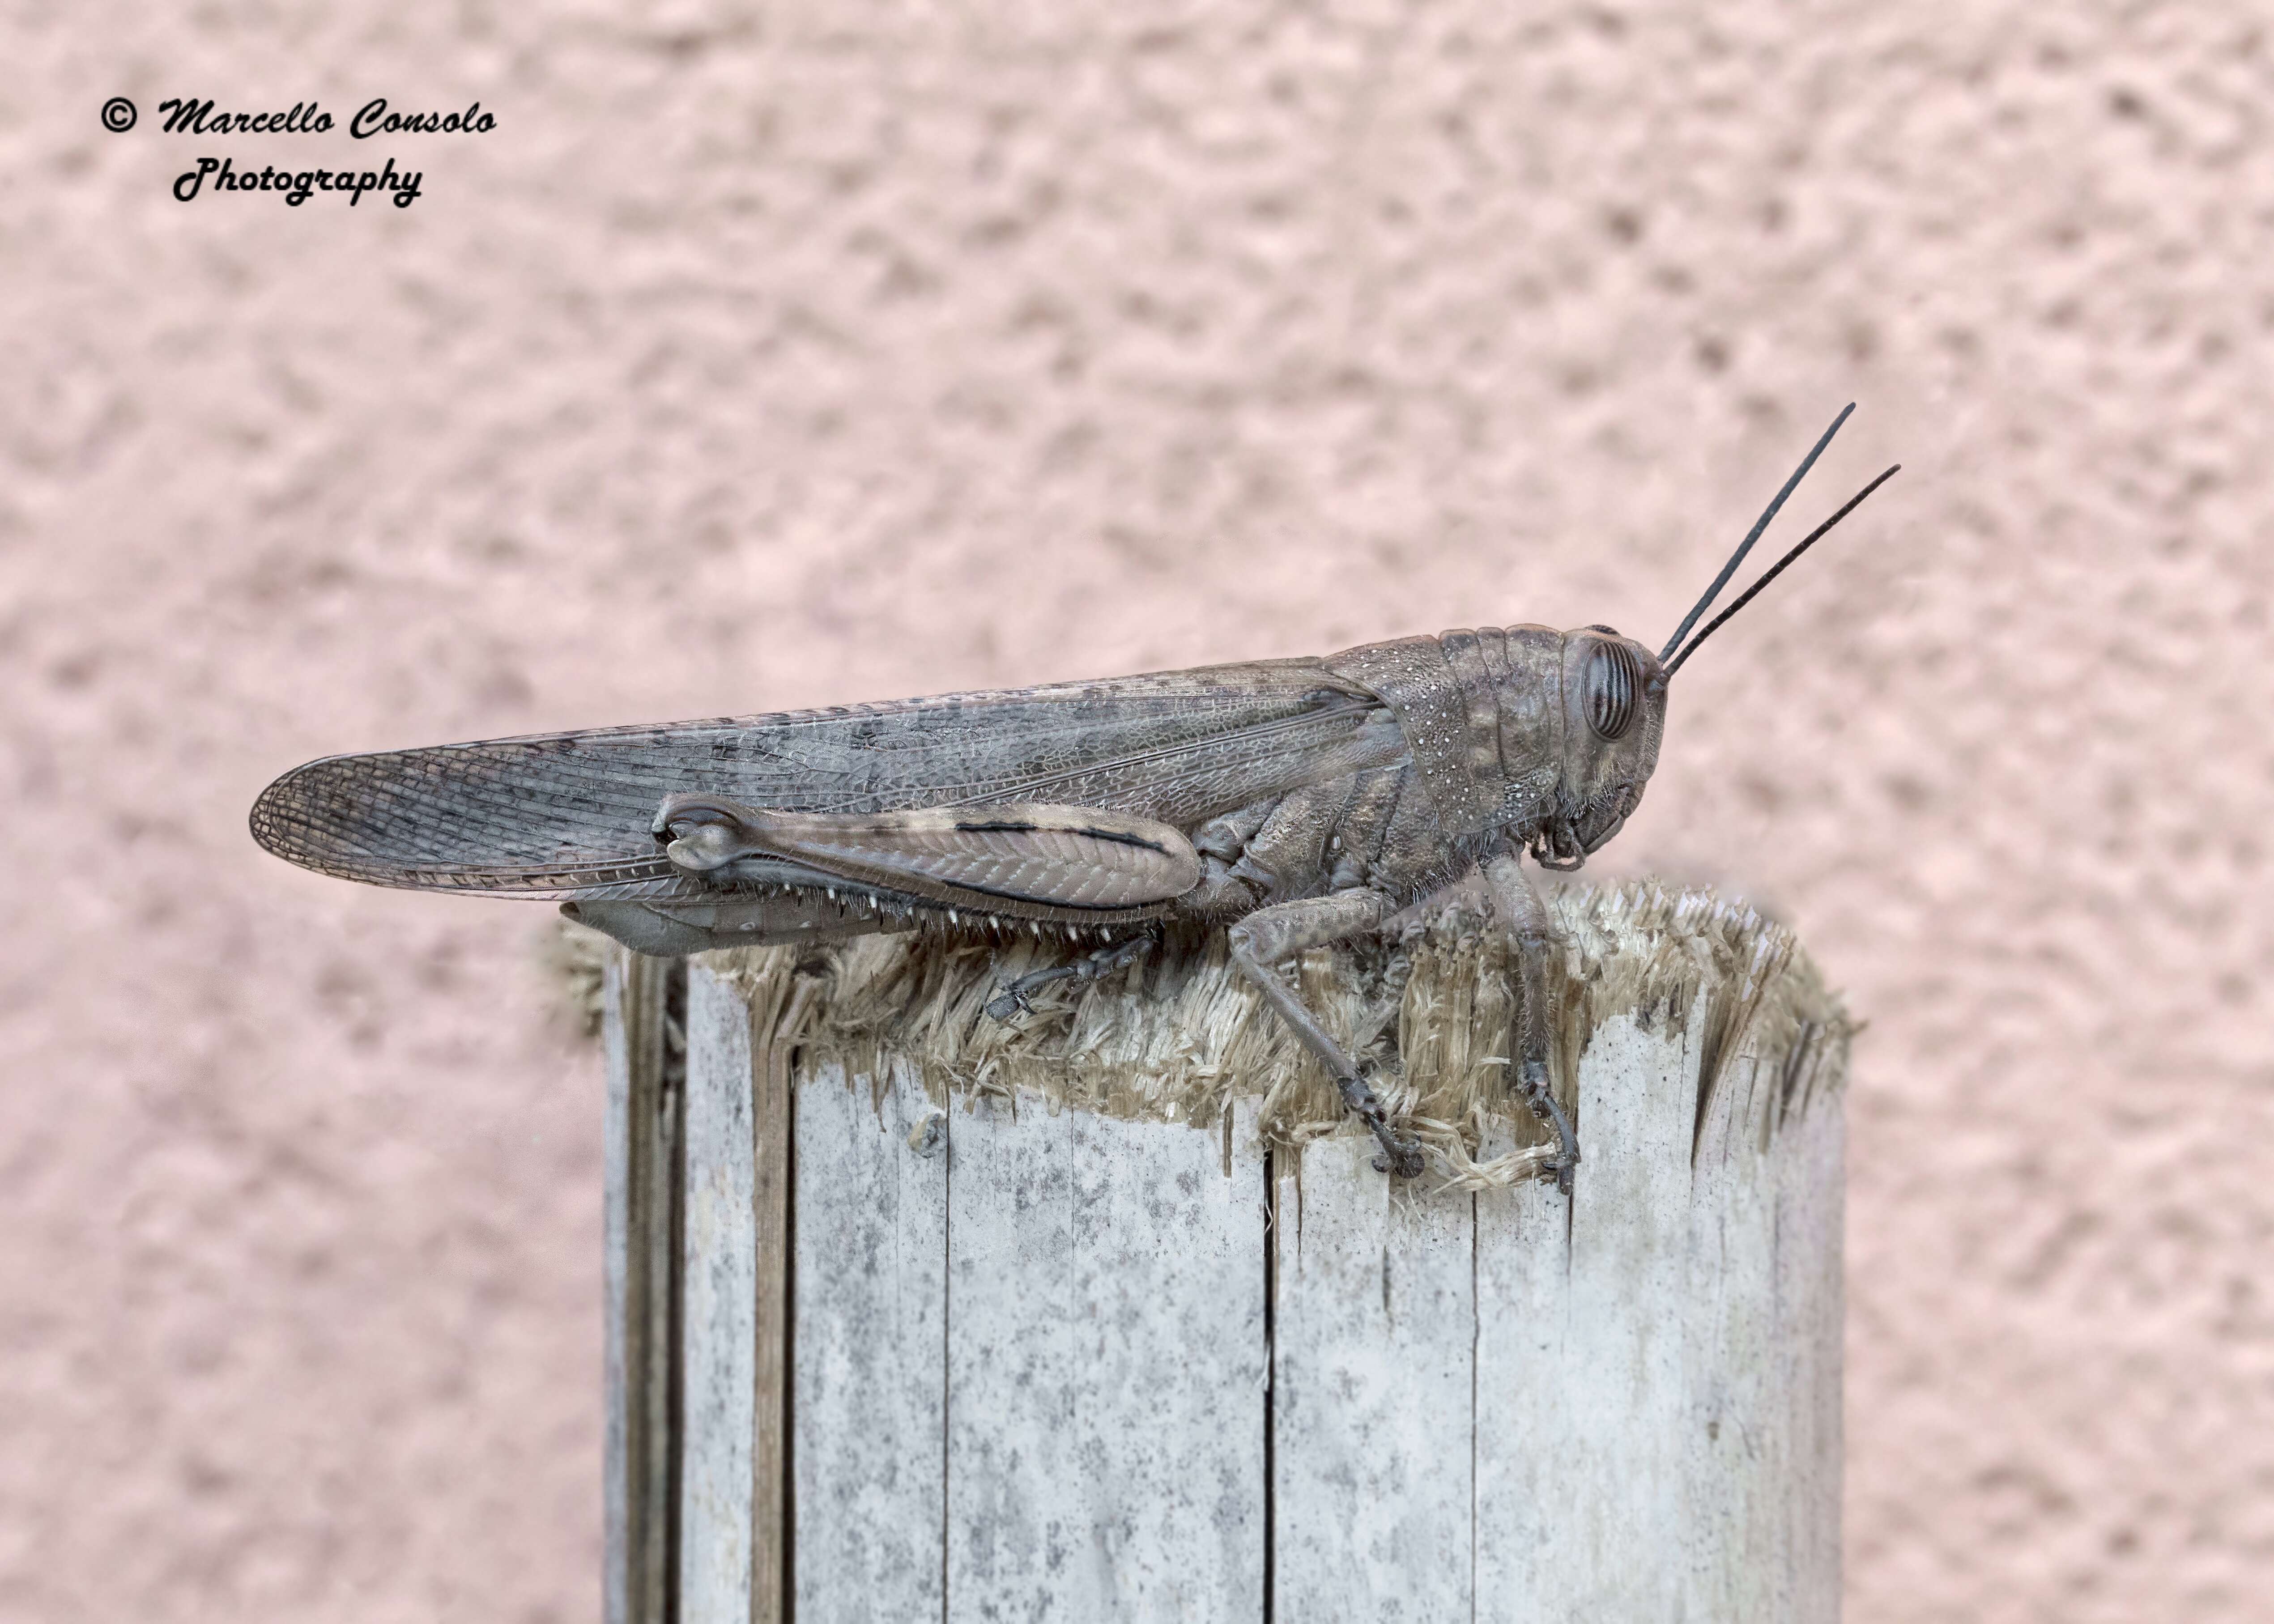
[
  {"xmin": 1335, "ymin": 1070, "xmax": 1423, "ymax": 1180},
  {"xmin": 1516, "ymin": 1059, "xmax": 1580, "ymax": 1194},
  {"xmin": 983, "ymin": 985, "xmax": 1032, "ymax": 1023},
  {"xmin": 1370, "ymin": 1137, "xmax": 1427, "ymax": 1180}
]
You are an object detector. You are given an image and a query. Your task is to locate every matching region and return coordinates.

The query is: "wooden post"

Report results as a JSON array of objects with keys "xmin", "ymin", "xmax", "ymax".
[
  {"xmin": 601, "ymin": 950, "xmax": 681, "ymax": 1624},
  {"xmin": 599, "ymin": 882, "xmax": 1848, "ymax": 1623}
]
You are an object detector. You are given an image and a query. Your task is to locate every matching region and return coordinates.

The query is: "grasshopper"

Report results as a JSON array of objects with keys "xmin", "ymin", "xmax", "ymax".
[{"xmin": 252, "ymin": 408, "xmax": 1895, "ymax": 1187}]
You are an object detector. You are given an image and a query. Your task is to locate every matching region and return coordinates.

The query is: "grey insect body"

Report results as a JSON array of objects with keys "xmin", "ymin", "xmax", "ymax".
[{"xmin": 251, "ymin": 410, "xmax": 1895, "ymax": 1187}]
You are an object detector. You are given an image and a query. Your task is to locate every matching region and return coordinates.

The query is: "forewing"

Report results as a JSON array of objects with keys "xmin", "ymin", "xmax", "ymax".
[{"xmin": 250, "ymin": 660, "xmax": 1398, "ymax": 898}]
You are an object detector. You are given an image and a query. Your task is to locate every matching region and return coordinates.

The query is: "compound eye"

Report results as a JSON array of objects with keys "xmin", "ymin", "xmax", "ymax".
[{"xmin": 1584, "ymin": 640, "xmax": 1644, "ymax": 741}]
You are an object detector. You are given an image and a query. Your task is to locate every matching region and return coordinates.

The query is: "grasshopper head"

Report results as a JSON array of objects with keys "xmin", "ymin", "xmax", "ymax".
[{"xmin": 1531, "ymin": 625, "xmax": 1668, "ymax": 869}]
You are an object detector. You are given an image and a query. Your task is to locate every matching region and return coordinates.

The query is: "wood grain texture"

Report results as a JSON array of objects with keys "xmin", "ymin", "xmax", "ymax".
[
  {"xmin": 1774, "ymin": 1050, "xmax": 1845, "ymax": 1624},
  {"xmin": 602, "ymin": 948, "xmax": 679, "ymax": 1624},
  {"xmin": 791, "ymin": 1060, "xmax": 948, "ymax": 1624},
  {"xmin": 747, "ymin": 972, "xmax": 799, "ymax": 1624},
  {"xmin": 679, "ymin": 964, "xmax": 758, "ymax": 1624},
  {"xmin": 1270, "ymin": 1139, "xmax": 1476, "ymax": 1624},
  {"xmin": 1473, "ymin": 1003, "xmax": 1844, "ymax": 1624},
  {"xmin": 1475, "ymin": 1011, "xmax": 1691, "ymax": 1622},
  {"xmin": 944, "ymin": 1096, "xmax": 1267, "ymax": 1624}
]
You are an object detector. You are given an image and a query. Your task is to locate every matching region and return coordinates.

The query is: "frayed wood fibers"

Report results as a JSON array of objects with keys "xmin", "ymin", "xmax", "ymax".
[{"xmin": 702, "ymin": 880, "xmax": 1849, "ymax": 1190}]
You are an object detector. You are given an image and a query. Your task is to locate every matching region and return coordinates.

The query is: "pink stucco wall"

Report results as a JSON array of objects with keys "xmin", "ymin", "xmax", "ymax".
[{"xmin": 7, "ymin": 4, "xmax": 2271, "ymax": 1619}]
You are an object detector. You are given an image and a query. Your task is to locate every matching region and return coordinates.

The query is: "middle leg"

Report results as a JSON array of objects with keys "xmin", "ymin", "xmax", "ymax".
[{"xmin": 1226, "ymin": 889, "xmax": 1423, "ymax": 1178}]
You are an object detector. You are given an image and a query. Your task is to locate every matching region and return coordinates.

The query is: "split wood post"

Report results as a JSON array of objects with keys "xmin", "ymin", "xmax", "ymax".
[{"xmin": 597, "ymin": 881, "xmax": 1850, "ymax": 1624}]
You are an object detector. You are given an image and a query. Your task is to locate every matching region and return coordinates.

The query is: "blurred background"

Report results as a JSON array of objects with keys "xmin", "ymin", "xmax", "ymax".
[{"xmin": 7, "ymin": 3, "xmax": 2271, "ymax": 1619}]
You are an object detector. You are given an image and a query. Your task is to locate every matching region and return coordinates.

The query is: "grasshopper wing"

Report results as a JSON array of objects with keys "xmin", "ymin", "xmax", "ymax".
[{"xmin": 250, "ymin": 660, "xmax": 1399, "ymax": 899}]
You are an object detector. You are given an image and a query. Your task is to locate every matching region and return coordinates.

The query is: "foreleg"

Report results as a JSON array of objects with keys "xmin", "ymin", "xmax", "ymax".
[
  {"xmin": 1227, "ymin": 890, "xmax": 1423, "ymax": 1178},
  {"xmin": 1482, "ymin": 850, "xmax": 1580, "ymax": 1192}
]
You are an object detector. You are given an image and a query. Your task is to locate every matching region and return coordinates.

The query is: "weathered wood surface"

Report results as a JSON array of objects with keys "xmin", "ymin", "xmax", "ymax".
[
  {"xmin": 601, "ymin": 952, "xmax": 678, "ymax": 1624},
  {"xmin": 1467, "ymin": 1005, "xmax": 1845, "ymax": 1621},
  {"xmin": 676, "ymin": 963, "xmax": 804, "ymax": 1624},
  {"xmin": 600, "ymin": 882, "xmax": 1847, "ymax": 1623},
  {"xmin": 943, "ymin": 1093, "xmax": 1266, "ymax": 1622},
  {"xmin": 677, "ymin": 964, "xmax": 759, "ymax": 1624},
  {"xmin": 1272, "ymin": 1141, "xmax": 1475, "ymax": 1623},
  {"xmin": 791, "ymin": 1061, "xmax": 945, "ymax": 1624}
]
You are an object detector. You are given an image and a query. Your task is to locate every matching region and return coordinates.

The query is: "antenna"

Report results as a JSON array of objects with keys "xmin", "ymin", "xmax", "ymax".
[
  {"xmin": 1659, "ymin": 403, "xmax": 1855, "ymax": 662},
  {"xmin": 1661, "ymin": 464, "xmax": 1901, "ymax": 677}
]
